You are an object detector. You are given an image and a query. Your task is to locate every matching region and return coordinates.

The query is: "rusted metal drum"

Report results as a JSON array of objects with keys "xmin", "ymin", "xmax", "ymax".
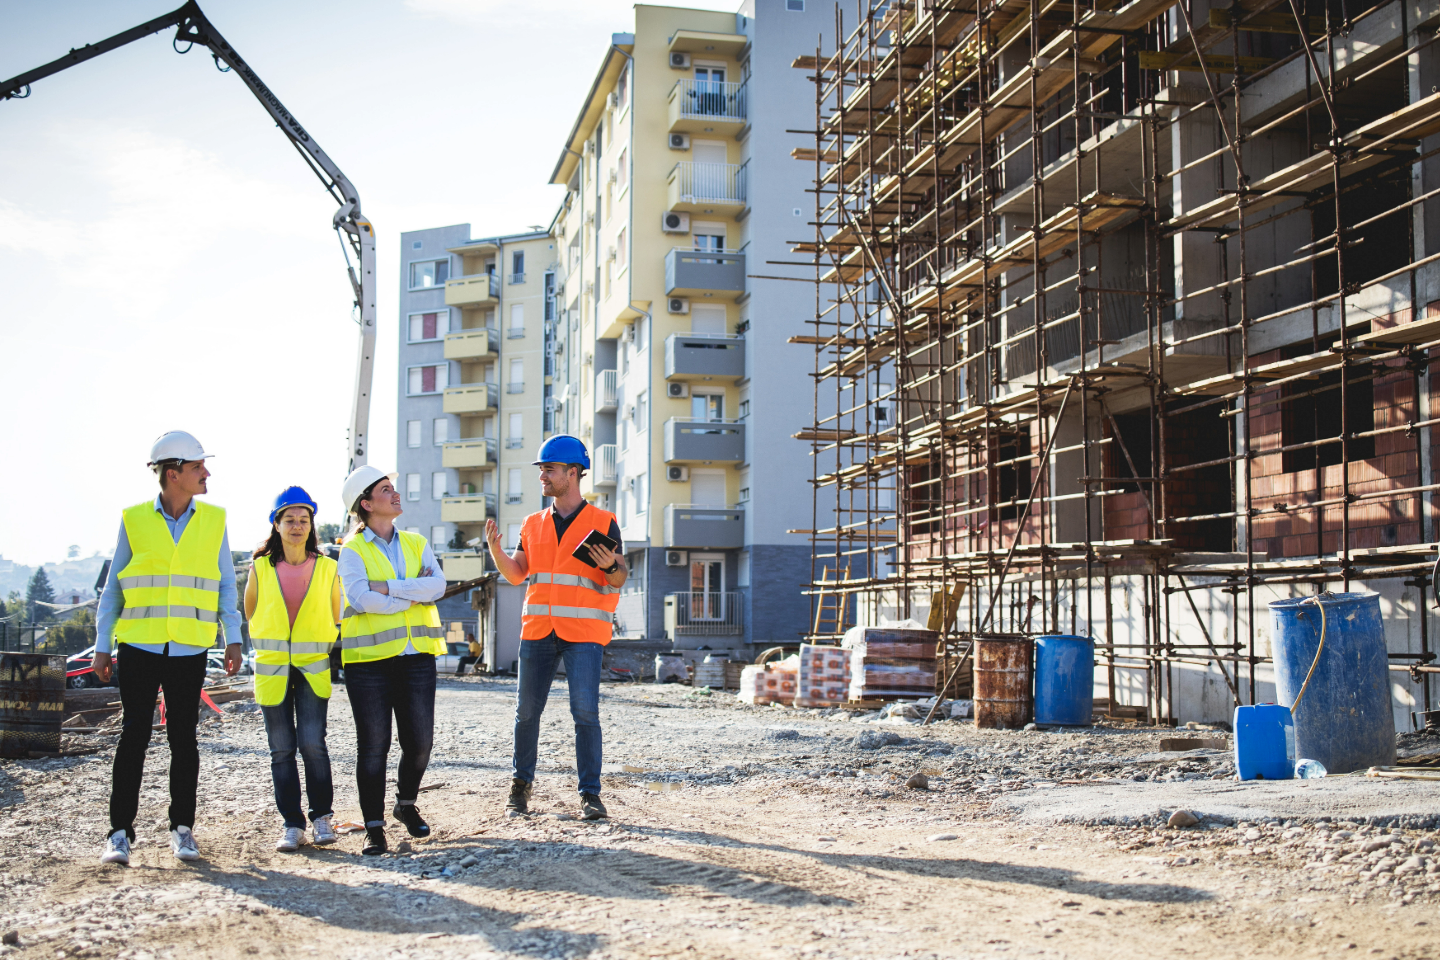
[
  {"xmin": 0, "ymin": 653, "xmax": 65, "ymax": 758},
  {"xmin": 973, "ymin": 636, "xmax": 1033, "ymax": 729}
]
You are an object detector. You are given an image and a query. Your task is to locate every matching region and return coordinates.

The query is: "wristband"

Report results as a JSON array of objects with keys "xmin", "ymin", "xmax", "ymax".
[{"xmin": 602, "ymin": 561, "xmax": 620, "ymax": 574}]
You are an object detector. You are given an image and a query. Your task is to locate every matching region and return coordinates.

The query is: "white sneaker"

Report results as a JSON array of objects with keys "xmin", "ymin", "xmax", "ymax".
[
  {"xmin": 100, "ymin": 830, "xmax": 130, "ymax": 865},
  {"xmin": 169, "ymin": 826, "xmax": 200, "ymax": 862},
  {"xmin": 311, "ymin": 814, "xmax": 338, "ymax": 846},
  {"xmin": 275, "ymin": 826, "xmax": 306, "ymax": 852}
]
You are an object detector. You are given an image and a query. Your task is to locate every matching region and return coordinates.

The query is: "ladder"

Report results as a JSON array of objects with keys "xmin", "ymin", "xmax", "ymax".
[{"xmin": 811, "ymin": 565, "xmax": 852, "ymax": 638}]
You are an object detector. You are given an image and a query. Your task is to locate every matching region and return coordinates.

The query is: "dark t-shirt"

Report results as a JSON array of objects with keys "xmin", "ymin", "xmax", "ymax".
[{"xmin": 519, "ymin": 503, "xmax": 622, "ymax": 558}]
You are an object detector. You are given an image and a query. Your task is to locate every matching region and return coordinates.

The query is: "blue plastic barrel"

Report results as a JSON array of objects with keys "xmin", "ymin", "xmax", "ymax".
[
  {"xmin": 1234, "ymin": 703, "xmax": 1295, "ymax": 780},
  {"xmin": 1033, "ymin": 634, "xmax": 1095, "ymax": 725},
  {"xmin": 1269, "ymin": 592, "xmax": 1396, "ymax": 774}
]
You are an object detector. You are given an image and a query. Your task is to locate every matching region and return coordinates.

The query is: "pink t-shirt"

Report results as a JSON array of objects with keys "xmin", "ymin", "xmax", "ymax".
[{"xmin": 274, "ymin": 556, "xmax": 316, "ymax": 628}]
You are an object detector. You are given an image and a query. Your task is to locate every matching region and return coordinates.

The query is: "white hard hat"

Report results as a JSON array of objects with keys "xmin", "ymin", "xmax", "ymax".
[
  {"xmin": 342, "ymin": 465, "xmax": 398, "ymax": 514},
  {"xmin": 148, "ymin": 430, "xmax": 213, "ymax": 465}
]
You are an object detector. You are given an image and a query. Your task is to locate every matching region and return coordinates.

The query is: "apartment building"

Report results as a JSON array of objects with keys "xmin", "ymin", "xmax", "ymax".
[
  {"xmin": 396, "ymin": 225, "xmax": 557, "ymax": 668},
  {"xmin": 547, "ymin": 1, "xmax": 835, "ymax": 656}
]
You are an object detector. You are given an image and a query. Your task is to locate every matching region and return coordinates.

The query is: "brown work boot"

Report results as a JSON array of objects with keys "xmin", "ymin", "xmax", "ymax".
[{"xmin": 506, "ymin": 778, "xmax": 533, "ymax": 818}]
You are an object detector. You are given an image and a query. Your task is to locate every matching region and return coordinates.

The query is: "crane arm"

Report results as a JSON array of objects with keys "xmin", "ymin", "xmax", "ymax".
[{"xmin": 3, "ymin": 1, "xmax": 375, "ymax": 472}]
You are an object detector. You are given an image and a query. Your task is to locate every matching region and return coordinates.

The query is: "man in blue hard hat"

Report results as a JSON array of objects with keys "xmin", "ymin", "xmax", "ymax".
[{"xmin": 486, "ymin": 435, "xmax": 625, "ymax": 820}]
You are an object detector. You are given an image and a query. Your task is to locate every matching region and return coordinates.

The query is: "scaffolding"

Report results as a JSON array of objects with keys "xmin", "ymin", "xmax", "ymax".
[{"xmin": 797, "ymin": 0, "xmax": 1440, "ymax": 724}]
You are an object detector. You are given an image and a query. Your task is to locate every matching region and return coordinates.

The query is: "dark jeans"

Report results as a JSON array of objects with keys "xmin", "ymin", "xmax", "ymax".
[
  {"xmin": 456, "ymin": 655, "xmax": 478, "ymax": 676},
  {"xmin": 108, "ymin": 645, "xmax": 207, "ymax": 839},
  {"xmin": 345, "ymin": 653, "xmax": 436, "ymax": 827},
  {"xmin": 512, "ymin": 636, "xmax": 604, "ymax": 796},
  {"xmin": 260, "ymin": 669, "xmax": 333, "ymax": 829}
]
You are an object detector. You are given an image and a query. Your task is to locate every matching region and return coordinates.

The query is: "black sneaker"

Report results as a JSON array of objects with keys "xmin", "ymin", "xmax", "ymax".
[
  {"xmin": 392, "ymin": 802, "xmax": 431, "ymax": 838},
  {"xmin": 505, "ymin": 778, "xmax": 533, "ymax": 818},
  {"xmin": 362, "ymin": 827, "xmax": 388, "ymax": 856},
  {"xmin": 581, "ymin": 793, "xmax": 608, "ymax": 821}
]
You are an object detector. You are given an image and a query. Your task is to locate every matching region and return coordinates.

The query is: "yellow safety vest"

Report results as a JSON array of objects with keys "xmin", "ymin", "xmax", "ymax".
[
  {"xmin": 339, "ymin": 530, "xmax": 444, "ymax": 664},
  {"xmin": 115, "ymin": 500, "xmax": 227, "ymax": 649},
  {"xmin": 249, "ymin": 555, "xmax": 338, "ymax": 706}
]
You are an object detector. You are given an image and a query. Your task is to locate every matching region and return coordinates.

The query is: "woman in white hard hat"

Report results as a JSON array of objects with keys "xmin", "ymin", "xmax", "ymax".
[
  {"xmin": 243, "ymin": 486, "xmax": 341, "ymax": 853},
  {"xmin": 336, "ymin": 465, "xmax": 447, "ymax": 855}
]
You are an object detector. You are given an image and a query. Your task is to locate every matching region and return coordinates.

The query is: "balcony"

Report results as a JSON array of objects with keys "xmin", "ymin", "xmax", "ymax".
[
  {"xmin": 596, "ymin": 369, "xmax": 619, "ymax": 412},
  {"xmin": 667, "ymin": 79, "xmax": 747, "ymax": 134},
  {"xmin": 665, "ymin": 333, "xmax": 745, "ymax": 381},
  {"xmin": 438, "ymin": 552, "xmax": 487, "ymax": 582},
  {"xmin": 664, "ymin": 504, "xmax": 744, "ymax": 549},
  {"xmin": 664, "ymin": 592, "xmax": 744, "ymax": 639},
  {"xmin": 594, "ymin": 444, "xmax": 618, "ymax": 487},
  {"xmin": 444, "ymin": 272, "xmax": 499, "ymax": 307},
  {"xmin": 665, "ymin": 247, "xmax": 745, "ymax": 301},
  {"xmin": 443, "ymin": 327, "xmax": 498, "ymax": 361},
  {"xmin": 506, "ymin": 381, "xmax": 525, "ymax": 394},
  {"xmin": 666, "ymin": 162, "xmax": 746, "ymax": 213},
  {"xmin": 440, "ymin": 493, "xmax": 497, "ymax": 523},
  {"xmin": 442, "ymin": 438, "xmax": 497, "ymax": 469},
  {"xmin": 442, "ymin": 382, "xmax": 498, "ymax": 415},
  {"xmin": 664, "ymin": 418, "xmax": 746, "ymax": 464}
]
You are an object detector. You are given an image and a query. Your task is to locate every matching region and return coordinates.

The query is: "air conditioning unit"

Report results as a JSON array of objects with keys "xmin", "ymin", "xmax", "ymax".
[
  {"xmin": 669, "ymin": 52, "xmax": 691, "ymax": 69},
  {"xmin": 661, "ymin": 211, "xmax": 690, "ymax": 233},
  {"xmin": 665, "ymin": 549, "xmax": 688, "ymax": 566},
  {"xmin": 666, "ymin": 382, "xmax": 690, "ymax": 399},
  {"xmin": 667, "ymin": 296, "xmax": 690, "ymax": 314},
  {"xmin": 582, "ymin": 140, "xmax": 593, "ymax": 156},
  {"xmin": 544, "ymin": 397, "xmax": 558, "ymax": 412},
  {"xmin": 666, "ymin": 466, "xmax": 690, "ymax": 482},
  {"xmin": 624, "ymin": 404, "xmax": 636, "ymax": 420},
  {"xmin": 606, "ymin": 91, "xmax": 618, "ymax": 110},
  {"xmin": 606, "ymin": 246, "xmax": 617, "ymax": 261},
  {"xmin": 621, "ymin": 325, "xmax": 635, "ymax": 343},
  {"xmin": 668, "ymin": 133, "xmax": 691, "ymax": 150},
  {"xmin": 607, "ymin": 166, "xmax": 618, "ymax": 183}
]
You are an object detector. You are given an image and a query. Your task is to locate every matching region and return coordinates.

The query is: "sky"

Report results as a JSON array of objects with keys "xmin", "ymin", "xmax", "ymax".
[{"xmin": 0, "ymin": 0, "xmax": 738, "ymax": 567}]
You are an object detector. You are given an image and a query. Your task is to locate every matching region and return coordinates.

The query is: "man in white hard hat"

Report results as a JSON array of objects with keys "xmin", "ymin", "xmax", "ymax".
[{"xmin": 94, "ymin": 431, "xmax": 243, "ymax": 866}]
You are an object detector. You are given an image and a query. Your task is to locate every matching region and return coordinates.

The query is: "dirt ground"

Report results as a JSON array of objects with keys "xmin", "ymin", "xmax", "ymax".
[{"xmin": 3, "ymin": 676, "xmax": 1440, "ymax": 960}]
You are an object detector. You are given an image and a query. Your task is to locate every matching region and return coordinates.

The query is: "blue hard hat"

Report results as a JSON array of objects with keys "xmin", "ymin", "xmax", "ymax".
[
  {"xmin": 269, "ymin": 485, "xmax": 319, "ymax": 524},
  {"xmin": 533, "ymin": 434, "xmax": 590, "ymax": 469}
]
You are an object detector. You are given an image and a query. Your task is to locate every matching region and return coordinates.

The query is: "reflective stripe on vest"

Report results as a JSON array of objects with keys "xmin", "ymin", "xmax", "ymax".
[
  {"xmin": 338, "ymin": 531, "xmax": 445, "ymax": 663},
  {"xmin": 519, "ymin": 504, "xmax": 621, "ymax": 645},
  {"xmin": 114, "ymin": 500, "xmax": 227, "ymax": 649},
  {"xmin": 249, "ymin": 555, "xmax": 338, "ymax": 706}
]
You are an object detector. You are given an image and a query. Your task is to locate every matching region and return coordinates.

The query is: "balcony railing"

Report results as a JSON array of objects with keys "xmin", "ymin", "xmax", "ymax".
[
  {"xmin": 437, "ymin": 551, "xmax": 487, "ymax": 582},
  {"xmin": 667, "ymin": 162, "xmax": 746, "ymax": 210},
  {"xmin": 444, "ymin": 272, "xmax": 500, "ymax": 307},
  {"xmin": 442, "ymin": 382, "xmax": 498, "ymax": 415},
  {"xmin": 507, "ymin": 382, "xmax": 525, "ymax": 394},
  {"xmin": 440, "ymin": 492, "xmax": 497, "ymax": 523},
  {"xmin": 442, "ymin": 438, "xmax": 497, "ymax": 469},
  {"xmin": 443, "ymin": 327, "xmax": 499, "ymax": 361},
  {"xmin": 595, "ymin": 444, "xmax": 618, "ymax": 486},
  {"xmin": 664, "ymin": 417, "xmax": 746, "ymax": 463},
  {"xmin": 665, "ymin": 332, "xmax": 745, "ymax": 380},
  {"xmin": 505, "ymin": 437, "xmax": 524, "ymax": 449},
  {"xmin": 668, "ymin": 79, "xmax": 747, "ymax": 130},
  {"xmin": 596, "ymin": 369, "xmax": 619, "ymax": 412},
  {"xmin": 665, "ymin": 247, "xmax": 745, "ymax": 299},
  {"xmin": 664, "ymin": 591, "xmax": 744, "ymax": 638},
  {"xmin": 664, "ymin": 504, "xmax": 744, "ymax": 549}
]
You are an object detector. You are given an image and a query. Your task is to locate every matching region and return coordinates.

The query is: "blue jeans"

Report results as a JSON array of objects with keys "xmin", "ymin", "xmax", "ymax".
[
  {"xmin": 512, "ymin": 636, "xmax": 604, "ymax": 796},
  {"xmin": 260, "ymin": 668, "xmax": 333, "ymax": 829},
  {"xmin": 344, "ymin": 653, "xmax": 436, "ymax": 827}
]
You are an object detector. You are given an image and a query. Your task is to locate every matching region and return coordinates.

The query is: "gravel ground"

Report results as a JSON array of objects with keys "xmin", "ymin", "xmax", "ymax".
[{"xmin": 2, "ymin": 676, "xmax": 1440, "ymax": 959}]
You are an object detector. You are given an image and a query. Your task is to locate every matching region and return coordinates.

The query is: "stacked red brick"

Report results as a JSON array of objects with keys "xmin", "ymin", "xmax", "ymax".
[
  {"xmin": 845, "ymin": 627, "xmax": 939, "ymax": 702},
  {"xmin": 794, "ymin": 643, "xmax": 851, "ymax": 707}
]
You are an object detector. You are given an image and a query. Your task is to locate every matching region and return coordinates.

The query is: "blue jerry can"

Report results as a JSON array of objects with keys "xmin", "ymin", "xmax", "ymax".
[{"xmin": 1234, "ymin": 703, "xmax": 1296, "ymax": 780}]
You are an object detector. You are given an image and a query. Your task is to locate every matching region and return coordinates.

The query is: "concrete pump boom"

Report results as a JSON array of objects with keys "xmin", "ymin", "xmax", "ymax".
[{"xmin": 2, "ymin": 1, "xmax": 376, "ymax": 473}]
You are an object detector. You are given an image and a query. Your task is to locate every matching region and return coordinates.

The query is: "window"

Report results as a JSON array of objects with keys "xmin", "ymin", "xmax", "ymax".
[
  {"xmin": 636, "ymin": 390, "xmax": 647, "ymax": 430},
  {"xmin": 509, "ymin": 303, "xmax": 525, "ymax": 337},
  {"xmin": 616, "ymin": 65, "xmax": 628, "ymax": 111},
  {"xmin": 691, "ymin": 392, "xmax": 723, "ymax": 422},
  {"xmin": 430, "ymin": 525, "xmax": 446, "ymax": 548},
  {"xmin": 404, "ymin": 526, "xmax": 420, "ymax": 536},
  {"xmin": 407, "ymin": 364, "xmax": 448, "ymax": 395},
  {"xmin": 1282, "ymin": 358, "xmax": 1376, "ymax": 472},
  {"xmin": 544, "ymin": 272, "xmax": 556, "ymax": 322},
  {"xmin": 634, "ymin": 473, "xmax": 646, "ymax": 513},
  {"xmin": 787, "ymin": 0, "xmax": 804, "ymax": 9},
  {"xmin": 617, "ymin": 149, "xmax": 628, "ymax": 192},
  {"xmin": 738, "ymin": 486, "xmax": 750, "ymax": 503},
  {"xmin": 738, "ymin": 399, "xmax": 750, "ymax": 420},
  {"xmin": 616, "ymin": 227, "xmax": 627, "ymax": 270},
  {"xmin": 406, "ymin": 420, "xmax": 421, "ymax": 448},
  {"xmin": 507, "ymin": 468, "xmax": 524, "ymax": 503},
  {"xmin": 510, "ymin": 251, "xmax": 525, "ymax": 284},
  {"xmin": 432, "ymin": 418, "xmax": 448, "ymax": 445},
  {"xmin": 635, "ymin": 313, "xmax": 647, "ymax": 350},
  {"xmin": 506, "ymin": 523, "xmax": 521, "ymax": 550},
  {"xmin": 605, "ymin": 181, "xmax": 613, "ymax": 222},
  {"xmin": 406, "ymin": 474, "xmax": 421, "ymax": 502},
  {"xmin": 509, "ymin": 358, "xmax": 524, "ymax": 393},
  {"xmin": 409, "ymin": 259, "xmax": 449, "ymax": 289},
  {"xmin": 412, "ymin": 240, "xmax": 423, "ymax": 250},
  {"xmin": 738, "ymin": 550, "xmax": 751, "ymax": 586},
  {"xmin": 407, "ymin": 311, "xmax": 448, "ymax": 342},
  {"xmin": 508, "ymin": 412, "xmax": 523, "ymax": 448},
  {"xmin": 996, "ymin": 429, "xmax": 1031, "ymax": 521},
  {"xmin": 568, "ymin": 235, "xmax": 581, "ymax": 272},
  {"xmin": 432, "ymin": 472, "xmax": 447, "ymax": 499}
]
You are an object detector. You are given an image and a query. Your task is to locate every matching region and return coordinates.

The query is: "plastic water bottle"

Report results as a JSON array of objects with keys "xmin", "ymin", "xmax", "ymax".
[{"xmin": 1294, "ymin": 759, "xmax": 1327, "ymax": 779}]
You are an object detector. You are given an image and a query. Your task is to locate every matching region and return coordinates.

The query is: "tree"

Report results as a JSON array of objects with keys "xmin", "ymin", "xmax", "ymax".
[
  {"xmin": 26, "ymin": 567, "xmax": 55, "ymax": 621},
  {"xmin": 67, "ymin": 544, "xmax": 80, "ymax": 559},
  {"xmin": 40, "ymin": 607, "xmax": 96, "ymax": 655},
  {"xmin": 318, "ymin": 522, "xmax": 343, "ymax": 545}
]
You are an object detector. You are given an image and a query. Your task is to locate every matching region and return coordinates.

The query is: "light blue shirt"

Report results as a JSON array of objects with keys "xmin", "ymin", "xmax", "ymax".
[
  {"xmin": 95, "ymin": 495, "xmax": 242, "ymax": 656},
  {"xmin": 337, "ymin": 527, "xmax": 447, "ymax": 657}
]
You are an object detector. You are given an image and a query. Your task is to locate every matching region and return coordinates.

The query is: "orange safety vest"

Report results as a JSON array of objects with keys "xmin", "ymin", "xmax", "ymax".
[{"xmin": 520, "ymin": 504, "xmax": 621, "ymax": 645}]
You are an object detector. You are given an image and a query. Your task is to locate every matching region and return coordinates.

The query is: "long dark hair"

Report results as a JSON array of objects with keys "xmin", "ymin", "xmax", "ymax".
[{"xmin": 254, "ymin": 506, "xmax": 319, "ymax": 565}]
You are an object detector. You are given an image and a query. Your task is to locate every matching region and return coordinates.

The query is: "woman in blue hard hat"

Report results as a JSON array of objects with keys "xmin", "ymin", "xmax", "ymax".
[{"xmin": 243, "ymin": 486, "xmax": 342, "ymax": 852}]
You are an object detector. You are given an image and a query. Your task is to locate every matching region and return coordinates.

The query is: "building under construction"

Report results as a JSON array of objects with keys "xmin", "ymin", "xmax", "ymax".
[{"xmin": 798, "ymin": 0, "xmax": 1440, "ymax": 725}]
